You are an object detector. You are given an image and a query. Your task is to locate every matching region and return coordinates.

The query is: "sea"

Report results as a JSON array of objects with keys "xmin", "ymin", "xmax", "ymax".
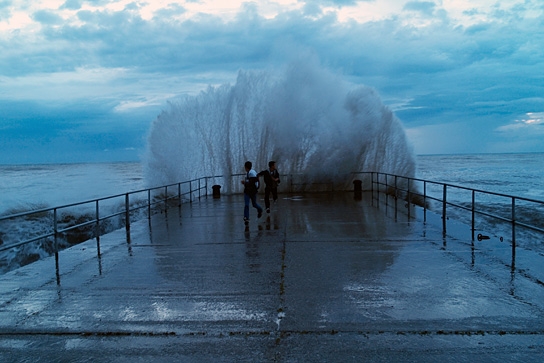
[{"xmin": 1, "ymin": 153, "xmax": 543, "ymax": 274}]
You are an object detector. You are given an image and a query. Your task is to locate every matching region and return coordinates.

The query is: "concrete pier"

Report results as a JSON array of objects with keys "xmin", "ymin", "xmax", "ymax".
[{"xmin": 2, "ymin": 192, "xmax": 544, "ymax": 362}]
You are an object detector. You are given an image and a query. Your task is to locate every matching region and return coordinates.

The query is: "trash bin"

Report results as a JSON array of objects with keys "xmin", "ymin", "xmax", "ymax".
[
  {"xmin": 353, "ymin": 180, "xmax": 362, "ymax": 201},
  {"xmin": 212, "ymin": 185, "xmax": 221, "ymax": 198},
  {"xmin": 353, "ymin": 179, "xmax": 362, "ymax": 192}
]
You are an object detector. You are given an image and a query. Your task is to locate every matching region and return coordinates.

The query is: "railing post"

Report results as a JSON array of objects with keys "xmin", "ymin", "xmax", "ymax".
[
  {"xmin": 373, "ymin": 172, "xmax": 376, "ymax": 202},
  {"xmin": 190, "ymin": 181, "xmax": 193, "ymax": 203},
  {"xmin": 423, "ymin": 181, "xmax": 427, "ymax": 223},
  {"xmin": 54, "ymin": 208, "xmax": 60, "ymax": 284},
  {"xmin": 376, "ymin": 173, "xmax": 380, "ymax": 205},
  {"xmin": 512, "ymin": 197, "xmax": 516, "ymax": 269},
  {"xmin": 442, "ymin": 184, "xmax": 447, "ymax": 234},
  {"xmin": 394, "ymin": 175, "xmax": 398, "ymax": 219},
  {"xmin": 125, "ymin": 193, "xmax": 130, "ymax": 231},
  {"xmin": 371, "ymin": 172, "xmax": 374, "ymax": 195},
  {"xmin": 369, "ymin": 172, "xmax": 373, "ymax": 205},
  {"xmin": 147, "ymin": 189, "xmax": 151, "ymax": 219},
  {"xmin": 198, "ymin": 178, "xmax": 201, "ymax": 200},
  {"xmin": 178, "ymin": 183, "xmax": 182, "ymax": 206},
  {"xmin": 54, "ymin": 208, "xmax": 58, "ymax": 257},
  {"xmin": 407, "ymin": 178, "xmax": 411, "ymax": 220},
  {"xmin": 95, "ymin": 200, "xmax": 101, "ymax": 256},
  {"xmin": 165, "ymin": 186, "xmax": 168, "ymax": 211},
  {"xmin": 385, "ymin": 174, "xmax": 389, "ymax": 209},
  {"xmin": 471, "ymin": 190, "xmax": 475, "ymax": 241}
]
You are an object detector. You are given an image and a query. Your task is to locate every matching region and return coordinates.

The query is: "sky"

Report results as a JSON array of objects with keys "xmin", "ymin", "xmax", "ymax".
[{"xmin": 0, "ymin": 0, "xmax": 543, "ymax": 164}]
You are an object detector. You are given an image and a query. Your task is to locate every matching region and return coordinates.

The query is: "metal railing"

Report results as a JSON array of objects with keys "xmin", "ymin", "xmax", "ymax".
[
  {"xmin": 365, "ymin": 171, "xmax": 544, "ymax": 269},
  {"xmin": 2, "ymin": 171, "xmax": 543, "ymax": 279},
  {"xmin": 0, "ymin": 172, "xmax": 300, "ymax": 263},
  {"xmin": 0, "ymin": 176, "xmax": 213, "ymax": 279}
]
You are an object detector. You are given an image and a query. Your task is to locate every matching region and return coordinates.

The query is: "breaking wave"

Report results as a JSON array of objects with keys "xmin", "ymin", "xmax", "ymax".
[{"xmin": 143, "ymin": 60, "xmax": 416, "ymax": 192}]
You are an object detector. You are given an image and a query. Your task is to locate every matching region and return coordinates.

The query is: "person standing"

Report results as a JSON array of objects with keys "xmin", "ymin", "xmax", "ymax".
[
  {"xmin": 258, "ymin": 161, "xmax": 280, "ymax": 213},
  {"xmin": 241, "ymin": 161, "xmax": 263, "ymax": 224}
]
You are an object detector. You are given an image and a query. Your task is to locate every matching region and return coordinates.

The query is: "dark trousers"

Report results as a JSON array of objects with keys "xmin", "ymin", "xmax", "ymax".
[
  {"xmin": 244, "ymin": 192, "xmax": 262, "ymax": 219},
  {"xmin": 264, "ymin": 186, "xmax": 278, "ymax": 209}
]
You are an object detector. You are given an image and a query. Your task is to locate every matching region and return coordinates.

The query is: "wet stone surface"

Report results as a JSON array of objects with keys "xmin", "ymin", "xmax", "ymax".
[{"xmin": 1, "ymin": 192, "xmax": 544, "ymax": 362}]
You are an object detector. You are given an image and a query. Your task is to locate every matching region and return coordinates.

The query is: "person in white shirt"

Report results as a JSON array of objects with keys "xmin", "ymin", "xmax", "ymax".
[{"xmin": 241, "ymin": 161, "xmax": 263, "ymax": 224}]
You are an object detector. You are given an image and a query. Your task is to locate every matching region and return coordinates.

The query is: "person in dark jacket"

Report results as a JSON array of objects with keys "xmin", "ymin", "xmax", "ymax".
[
  {"xmin": 258, "ymin": 161, "xmax": 280, "ymax": 213},
  {"xmin": 241, "ymin": 161, "xmax": 263, "ymax": 224}
]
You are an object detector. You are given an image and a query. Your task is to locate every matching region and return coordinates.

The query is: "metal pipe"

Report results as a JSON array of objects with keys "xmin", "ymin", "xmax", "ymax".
[
  {"xmin": 125, "ymin": 193, "xmax": 130, "ymax": 231},
  {"xmin": 54, "ymin": 208, "xmax": 59, "ymax": 284},
  {"xmin": 471, "ymin": 190, "xmax": 475, "ymax": 241},
  {"xmin": 423, "ymin": 181, "xmax": 427, "ymax": 223},
  {"xmin": 407, "ymin": 178, "xmax": 411, "ymax": 220},
  {"xmin": 394, "ymin": 175, "xmax": 398, "ymax": 220},
  {"xmin": 385, "ymin": 174, "xmax": 389, "ymax": 209},
  {"xmin": 512, "ymin": 197, "xmax": 516, "ymax": 269},
  {"xmin": 178, "ymin": 183, "xmax": 181, "ymax": 206},
  {"xmin": 442, "ymin": 184, "xmax": 447, "ymax": 234},
  {"xmin": 148, "ymin": 189, "xmax": 151, "ymax": 219},
  {"xmin": 96, "ymin": 200, "xmax": 101, "ymax": 256},
  {"xmin": 165, "ymin": 186, "xmax": 168, "ymax": 211}
]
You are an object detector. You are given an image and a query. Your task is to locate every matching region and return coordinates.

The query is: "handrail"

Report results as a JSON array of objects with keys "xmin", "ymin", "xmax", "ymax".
[
  {"xmin": 367, "ymin": 171, "xmax": 544, "ymax": 271},
  {"xmin": 368, "ymin": 171, "xmax": 544, "ymax": 229},
  {"xmin": 0, "ymin": 177, "xmax": 209, "ymax": 252},
  {"xmin": 2, "ymin": 171, "xmax": 543, "ymax": 279}
]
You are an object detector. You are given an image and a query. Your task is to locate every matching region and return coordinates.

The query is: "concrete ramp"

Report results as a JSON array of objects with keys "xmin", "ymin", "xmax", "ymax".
[{"xmin": 1, "ymin": 192, "xmax": 544, "ymax": 362}]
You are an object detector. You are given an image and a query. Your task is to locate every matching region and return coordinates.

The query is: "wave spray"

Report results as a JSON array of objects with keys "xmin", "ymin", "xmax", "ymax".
[{"xmin": 144, "ymin": 60, "xmax": 416, "ymax": 192}]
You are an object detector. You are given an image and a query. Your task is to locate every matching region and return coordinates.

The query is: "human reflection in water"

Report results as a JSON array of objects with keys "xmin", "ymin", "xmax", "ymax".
[
  {"xmin": 264, "ymin": 215, "xmax": 280, "ymax": 230},
  {"xmin": 244, "ymin": 228, "xmax": 263, "ymax": 273}
]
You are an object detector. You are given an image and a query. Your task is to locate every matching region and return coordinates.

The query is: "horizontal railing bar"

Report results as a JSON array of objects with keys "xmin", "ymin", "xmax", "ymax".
[
  {"xmin": 374, "ymin": 172, "xmax": 544, "ymax": 205},
  {"xmin": 444, "ymin": 201, "xmax": 470, "ymax": 212},
  {"xmin": 99, "ymin": 210, "xmax": 126, "ymax": 221},
  {"xmin": 517, "ymin": 221, "xmax": 544, "ymax": 234},
  {"xmin": 473, "ymin": 210, "xmax": 511, "ymax": 224},
  {"xmin": 57, "ymin": 219, "xmax": 96, "ymax": 234},
  {"xmin": 0, "ymin": 184, "xmax": 195, "ymax": 222},
  {"xmin": 0, "ymin": 233, "xmax": 55, "ymax": 252}
]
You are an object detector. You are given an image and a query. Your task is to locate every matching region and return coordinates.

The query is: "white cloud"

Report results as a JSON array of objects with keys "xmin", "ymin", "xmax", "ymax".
[
  {"xmin": 0, "ymin": 67, "xmax": 130, "ymax": 100},
  {"xmin": 496, "ymin": 112, "xmax": 544, "ymax": 132},
  {"xmin": 114, "ymin": 96, "xmax": 172, "ymax": 112}
]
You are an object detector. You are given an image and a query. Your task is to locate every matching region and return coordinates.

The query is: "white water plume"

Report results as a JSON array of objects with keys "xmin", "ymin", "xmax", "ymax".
[{"xmin": 143, "ymin": 60, "xmax": 416, "ymax": 192}]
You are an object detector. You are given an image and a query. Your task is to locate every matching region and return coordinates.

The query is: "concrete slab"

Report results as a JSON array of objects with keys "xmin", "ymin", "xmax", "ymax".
[{"xmin": 1, "ymin": 192, "xmax": 544, "ymax": 362}]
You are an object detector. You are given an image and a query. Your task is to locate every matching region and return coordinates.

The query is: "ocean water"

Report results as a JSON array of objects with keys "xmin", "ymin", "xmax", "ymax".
[
  {"xmin": 2, "ymin": 153, "xmax": 541, "ymax": 215},
  {"xmin": 0, "ymin": 162, "xmax": 145, "ymax": 273},
  {"xmin": 416, "ymin": 153, "xmax": 544, "ymax": 201},
  {"xmin": 1, "ymin": 153, "xmax": 543, "ymax": 275},
  {"xmin": 417, "ymin": 153, "xmax": 544, "ymax": 255},
  {"xmin": 0, "ymin": 162, "xmax": 144, "ymax": 216}
]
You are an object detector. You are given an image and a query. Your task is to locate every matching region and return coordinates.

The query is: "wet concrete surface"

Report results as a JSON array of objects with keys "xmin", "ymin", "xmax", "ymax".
[{"xmin": 2, "ymin": 192, "xmax": 544, "ymax": 362}]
